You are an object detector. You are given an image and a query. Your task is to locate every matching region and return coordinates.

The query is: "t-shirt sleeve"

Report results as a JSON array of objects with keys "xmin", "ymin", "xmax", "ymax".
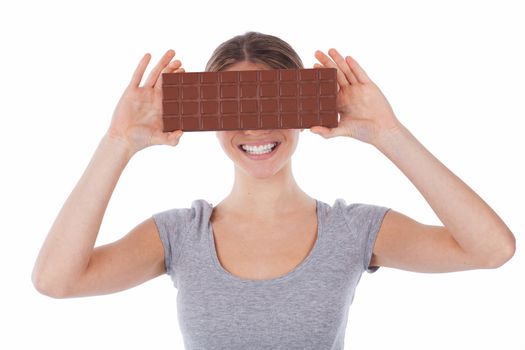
[
  {"xmin": 152, "ymin": 207, "xmax": 195, "ymax": 277},
  {"xmin": 340, "ymin": 200, "xmax": 390, "ymax": 274}
]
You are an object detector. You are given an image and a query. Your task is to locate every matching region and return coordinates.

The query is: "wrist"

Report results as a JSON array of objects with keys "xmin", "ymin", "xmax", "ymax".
[
  {"xmin": 373, "ymin": 121, "xmax": 410, "ymax": 154},
  {"xmin": 101, "ymin": 131, "xmax": 136, "ymax": 162}
]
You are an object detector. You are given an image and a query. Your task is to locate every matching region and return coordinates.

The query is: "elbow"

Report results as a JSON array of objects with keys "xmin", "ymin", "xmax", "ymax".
[
  {"xmin": 484, "ymin": 231, "xmax": 516, "ymax": 269},
  {"xmin": 31, "ymin": 270, "xmax": 72, "ymax": 299}
]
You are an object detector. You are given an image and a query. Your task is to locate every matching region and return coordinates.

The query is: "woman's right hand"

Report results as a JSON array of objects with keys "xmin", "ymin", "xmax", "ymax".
[{"xmin": 106, "ymin": 49, "xmax": 185, "ymax": 156}]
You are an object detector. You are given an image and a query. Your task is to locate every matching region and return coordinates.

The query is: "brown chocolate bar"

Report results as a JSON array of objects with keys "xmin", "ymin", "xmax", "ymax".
[{"xmin": 161, "ymin": 68, "xmax": 338, "ymax": 132}]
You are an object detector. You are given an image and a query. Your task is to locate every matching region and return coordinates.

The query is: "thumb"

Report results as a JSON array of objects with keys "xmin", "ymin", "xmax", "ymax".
[
  {"xmin": 151, "ymin": 130, "xmax": 184, "ymax": 146},
  {"xmin": 310, "ymin": 126, "xmax": 346, "ymax": 139},
  {"xmin": 344, "ymin": 119, "xmax": 375, "ymax": 142}
]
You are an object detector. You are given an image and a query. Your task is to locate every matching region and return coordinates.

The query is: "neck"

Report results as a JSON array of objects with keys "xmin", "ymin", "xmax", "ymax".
[{"xmin": 218, "ymin": 160, "xmax": 313, "ymax": 218}]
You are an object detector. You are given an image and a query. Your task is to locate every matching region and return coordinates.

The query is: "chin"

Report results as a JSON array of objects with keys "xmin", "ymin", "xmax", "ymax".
[
  {"xmin": 239, "ymin": 144, "xmax": 294, "ymax": 179},
  {"xmin": 237, "ymin": 163, "xmax": 284, "ymax": 179}
]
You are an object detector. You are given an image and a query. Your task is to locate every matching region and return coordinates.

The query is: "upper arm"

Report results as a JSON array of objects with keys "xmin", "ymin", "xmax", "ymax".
[
  {"xmin": 369, "ymin": 210, "xmax": 489, "ymax": 273},
  {"xmin": 68, "ymin": 217, "xmax": 166, "ymax": 297}
]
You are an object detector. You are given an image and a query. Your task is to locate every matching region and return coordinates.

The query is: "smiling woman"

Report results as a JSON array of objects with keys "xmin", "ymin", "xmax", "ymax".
[{"xmin": 31, "ymin": 31, "xmax": 515, "ymax": 350}]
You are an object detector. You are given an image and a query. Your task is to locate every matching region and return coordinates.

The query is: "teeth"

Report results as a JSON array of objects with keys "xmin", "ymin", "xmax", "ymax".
[
  {"xmin": 241, "ymin": 143, "xmax": 276, "ymax": 151},
  {"xmin": 241, "ymin": 142, "xmax": 278, "ymax": 154}
]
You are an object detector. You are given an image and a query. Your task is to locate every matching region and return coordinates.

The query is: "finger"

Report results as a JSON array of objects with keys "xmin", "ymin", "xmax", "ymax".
[
  {"xmin": 154, "ymin": 60, "xmax": 182, "ymax": 90},
  {"xmin": 328, "ymin": 48, "xmax": 358, "ymax": 85},
  {"xmin": 345, "ymin": 56, "xmax": 372, "ymax": 83},
  {"xmin": 143, "ymin": 49, "xmax": 176, "ymax": 88},
  {"xmin": 315, "ymin": 50, "xmax": 350, "ymax": 89},
  {"xmin": 161, "ymin": 60, "xmax": 182, "ymax": 74},
  {"xmin": 129, "ymin": 53, "xmax": 151, "ymax": 88},
  {"xmin": 309, "ymin": 125, "xmax": 347, "ymax": 139}
]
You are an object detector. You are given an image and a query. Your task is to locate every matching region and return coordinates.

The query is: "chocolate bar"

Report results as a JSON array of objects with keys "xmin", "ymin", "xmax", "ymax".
[{"xmin": 161, "ymin": 68, "xmax": 338, "ymax": 132}]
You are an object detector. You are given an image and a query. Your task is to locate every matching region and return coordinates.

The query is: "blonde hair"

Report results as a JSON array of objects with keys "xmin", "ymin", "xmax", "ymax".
[{"xmin": 205, "ymin": 32, "xmax": 303, "ymax": 72}]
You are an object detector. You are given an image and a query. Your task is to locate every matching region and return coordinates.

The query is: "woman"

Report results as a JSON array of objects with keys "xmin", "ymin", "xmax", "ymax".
[{"xmin": 32, "ymin": 32, "xmax": 516, "ymax": 349}]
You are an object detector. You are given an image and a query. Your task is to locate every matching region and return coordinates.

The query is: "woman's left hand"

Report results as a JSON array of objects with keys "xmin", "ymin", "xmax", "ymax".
[{"xmin": 310, "ymin": 48, "xmax": 401, "ymax": 145}]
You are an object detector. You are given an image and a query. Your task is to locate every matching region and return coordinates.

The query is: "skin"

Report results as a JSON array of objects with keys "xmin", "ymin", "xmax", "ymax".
[
  {"xmin": 32, "ymin": 48, "xmax": 516, "ymax": 298},
  {"xmin": 214, "ymin": 62, "xmax": 314, "ymax": 218}
]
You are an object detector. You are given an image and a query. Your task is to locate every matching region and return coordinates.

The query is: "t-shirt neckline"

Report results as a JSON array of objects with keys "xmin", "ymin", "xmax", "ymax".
[{"xmin": 206, "ymin": 199, "xmax": 323, "ymax": 285}]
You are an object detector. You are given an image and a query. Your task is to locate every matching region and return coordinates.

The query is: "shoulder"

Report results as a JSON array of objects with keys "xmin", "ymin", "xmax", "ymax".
[
  {"xmin": 152, "ymin": 199, "xmax": 211, "ymax": 225},
  {"xmin": 151, "ymin": 199, "xmax": 213, "ymax": 275},
  {"xmin": 152, "ymin": 199, "xmax": 215, "ymax": 239},
  {"xmin": 317, "ymin": 197, "xmax": 390, "ymax": 238},
  {"xmin": 326, "ymin": 198, "xmax": 390, "ymax": 222}
]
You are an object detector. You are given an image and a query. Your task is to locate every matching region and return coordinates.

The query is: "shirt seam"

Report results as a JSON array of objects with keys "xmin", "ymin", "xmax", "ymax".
[
  {"xmin": 365, "ymin": 207, "xmax": 390, "ymax": 272},
  {"xmin": 338, "ymin": 201, "xmax": 372, "ymax": 272},
  {"xmin": 171, "ymin": 206, "xmax": 198, "ymax": 276}
]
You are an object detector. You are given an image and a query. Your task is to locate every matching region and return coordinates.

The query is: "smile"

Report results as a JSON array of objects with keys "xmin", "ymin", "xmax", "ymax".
[{"xmin": 238, "ymin": 142, "xmax": 281, "ymax": 159}]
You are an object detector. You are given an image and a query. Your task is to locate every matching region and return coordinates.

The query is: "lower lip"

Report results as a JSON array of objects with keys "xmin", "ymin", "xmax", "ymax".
[{"xmin": 239, "ymin": 143, "xmax": 280, "ymax": 160}]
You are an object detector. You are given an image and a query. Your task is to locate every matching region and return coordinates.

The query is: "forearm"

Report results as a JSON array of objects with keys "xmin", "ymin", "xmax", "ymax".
[
  {"xmin": 375, "ymin": 123, "xmax": 515, "ymax": 264},
  {"xmin": 32, "ymin": 134, "xmax": 133, "ymax": 295}
]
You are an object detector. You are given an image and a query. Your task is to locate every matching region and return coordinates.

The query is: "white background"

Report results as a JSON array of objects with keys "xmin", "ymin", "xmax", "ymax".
[{"xmin": 1, "ymin": 0, "xmax": 523, "ymax": 349}]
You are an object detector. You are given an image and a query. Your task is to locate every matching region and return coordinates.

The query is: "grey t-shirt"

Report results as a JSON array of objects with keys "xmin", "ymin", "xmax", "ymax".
[{"xmin": 153, "ymin": 198, "xmax": 390, "ymax": 350}]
